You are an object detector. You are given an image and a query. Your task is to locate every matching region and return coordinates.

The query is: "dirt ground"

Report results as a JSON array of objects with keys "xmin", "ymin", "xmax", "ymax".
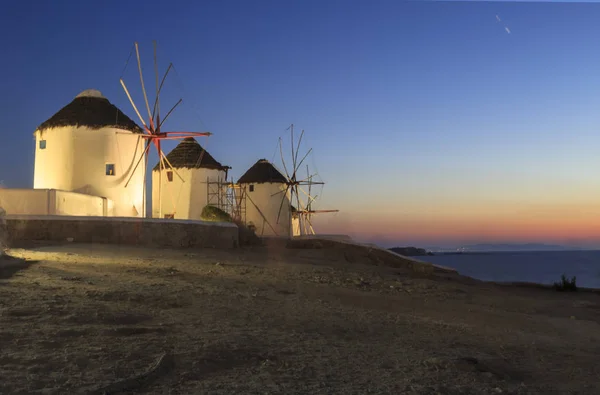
[{"xmin": 1, "ymin": 242, "xmax": 600, "ymax": 395}]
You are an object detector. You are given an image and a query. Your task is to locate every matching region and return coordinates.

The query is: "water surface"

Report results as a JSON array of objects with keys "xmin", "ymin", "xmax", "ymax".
[{"xmin": 424, "ymin": 250, "xmax": 600, "ymax": 289}]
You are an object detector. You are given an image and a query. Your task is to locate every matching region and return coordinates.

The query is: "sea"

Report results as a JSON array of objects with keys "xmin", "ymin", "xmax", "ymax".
[{"xmin": 423, "ymin": 250, "xmax": 600, "ymax": 289}]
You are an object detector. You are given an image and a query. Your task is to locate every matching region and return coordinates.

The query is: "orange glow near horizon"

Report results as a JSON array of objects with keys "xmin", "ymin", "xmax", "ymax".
[{"xmin": 312, "ymin": 198, "xmax": 600, "ymax": 245}]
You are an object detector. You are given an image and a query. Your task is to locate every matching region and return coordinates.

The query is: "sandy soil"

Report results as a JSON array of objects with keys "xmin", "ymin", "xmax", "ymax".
[{"xmin": 1, "ymin": 242, "xmax": 600, "ymax": 395}]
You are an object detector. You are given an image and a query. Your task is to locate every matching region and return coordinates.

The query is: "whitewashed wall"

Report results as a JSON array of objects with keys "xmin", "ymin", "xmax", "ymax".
[
  {"xmin": 33, "ymin": 126, "xmax": 145, "ymax": 217},
  {"xmin": 54, "ymin": 190, "xmax": 107, "ymax": 216},
  {"xmin": 0, "ymin": 189, "xmax": 50, "ymax": 215},
  {"xmin": 0, "ymin": 188, "xmax": 111, "ymax": 216},
  {"xmin": 241, "ymin": 182, "xmax": 292, "ymax": 237},
  {"xmin": 151, "ymin": 167, "xmax": 226, "ymax": 220}
]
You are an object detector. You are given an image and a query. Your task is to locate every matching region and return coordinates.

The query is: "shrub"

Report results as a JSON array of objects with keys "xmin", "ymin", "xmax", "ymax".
[
  {"xmin": 553, "ymin": 274, "xmax": 577, "ymax": 292},
  {"xmin": 200, "ymin": 205, "xmax": 233, "ymax": 222}
]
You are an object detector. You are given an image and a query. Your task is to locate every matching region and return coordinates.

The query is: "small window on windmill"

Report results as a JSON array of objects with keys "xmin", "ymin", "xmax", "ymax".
[
  {"xmin": 39, "ymin": 140, "xmax": 46, "ymax": 150},
  {"xmin": 249, "ymin": 185, "xmax": 254, "ymax": 192},
  {"xmin": 105, "ymin": 164, "xmax": 115, "ymax": 176},
  {"xmin": 167, "ymin": 171, "xmax": 173, "ymax": 182}
]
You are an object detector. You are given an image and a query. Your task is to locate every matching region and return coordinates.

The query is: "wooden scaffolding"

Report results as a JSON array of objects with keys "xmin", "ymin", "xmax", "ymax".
[{"xmin": 206, "ymin": 178, "xmax": 247, "ymax": 223}]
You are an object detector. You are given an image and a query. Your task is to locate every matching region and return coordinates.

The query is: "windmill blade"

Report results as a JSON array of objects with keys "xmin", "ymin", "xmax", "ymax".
[
  {"xmin": 304, "ymin": 214, "xmax": 311, "ymax": 235},
  {"xmin": 307, "ymin": 216, "xmax": 316, "ymax": 235},
  {"xmin": 296, "ymin": 172, "xmax": 322, "ymax": 184},
  {"xmin": 158, "ymin": 149, "xmax": 185, "ymax": 182},
  {"xmin": 120, "ymin": 79, "xmax": 148, "ymax": 129},
  {"xmin": 307, "ymin": 165, "xmax": 312, "ymax": 211},
  {"xmin": 290, "ymin": 124, "xmax": 296, "ymax": 176},
  {"xmin": 275, "ymin": 185, "xmax": 289, "ymax": 224},
  {"xmin": 297, "ymin": 185, "xmax": 317, "ymax": 203},
  {"xmin": 295, "ymin": 148, "xmax": 313, "ymax": 172},
  {"xmin": 293, "ymin": 129, "xmax": 305, "ymax": 175},
  {"xmin": 152, "ymin": 63, "xmax": 173, "ymax": 122},
  {"xmin": 159, "ymin": 98, "xmax": 183, "ymax": 129},
  {"xmin": 275, "ymin": 185, "xmax": 291, "ymax": 224},
  {"xmin": 297, "ymin": 185, "xmax": 318, "ymax": 214},
  {"xmin": 294, "ymin": 185, "xmax": 304, "ymax": 214},
  {"xmin": 158, "ymin": 131, "xmax": 212, "ymax": 140},
  {"xmin": 135, "ymin": 42, "xmax": 153, "ymax": 126},
  {"xmin": 124, "ymin": 140, "xmax": 152, "ymax": 188},
  {"xmin": 298, "ymin": 180, "xmax": 324, "ymax": 186},
  {"xmin": 193, "ymin": 145, "xmax": 207, "ymax": 168},
  {"xmin": 157, "ymin": 139, "xmax": 164, "ymax": 170},
  {"xmin": 295, "ymin": 185, "xmax": 302, "ymax": 233},
  {"xmin": 278, "ymin": 137, "xmax": 291, "ymax": 180},
  {"xmin": 153, "ymin": 40, "xmax": 160, "ymax": 124},
  {"xmin": 296, "ymin": 164, "xmax": 321, "ymax": 184},
  {"xmin": 293, "ymin": 185, "xmax": 308, "ymax": 235},
  {"xmin": 270, "ymin": 188, "xmax": 287, "ymax": 198},
  {"xmin": 246, "ymin": 193, "xmax": 279, "ymax": 236}
]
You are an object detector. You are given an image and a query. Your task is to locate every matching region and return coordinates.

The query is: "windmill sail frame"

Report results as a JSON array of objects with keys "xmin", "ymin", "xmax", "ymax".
[
  {"xmin": 119, "ymin": 41, "xmax": 213, "ymax": 218},
  {"xmin": 272, "ymin": 124, "xmax": 338, "ymax": 236}
]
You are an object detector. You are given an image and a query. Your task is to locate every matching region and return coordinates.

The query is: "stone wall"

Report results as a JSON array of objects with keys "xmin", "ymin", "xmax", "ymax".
[{"xmin": 5, "ymin": 215, "xmax": 239, "ymax": 249}]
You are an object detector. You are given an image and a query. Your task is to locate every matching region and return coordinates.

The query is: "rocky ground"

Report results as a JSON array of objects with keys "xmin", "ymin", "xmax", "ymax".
[{"xmin": 1, "ymin": 241, "xmax": 600, "ymax": 394}]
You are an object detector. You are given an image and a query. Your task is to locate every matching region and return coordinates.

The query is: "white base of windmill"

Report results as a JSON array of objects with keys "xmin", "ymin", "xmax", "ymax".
[
  {"xmin": 33, "ymin": 126, "xmax": 146, "ymax": 218},
  {"xmin": 151, "ymin": 168, "xmax": 226, "ymax": 220}
]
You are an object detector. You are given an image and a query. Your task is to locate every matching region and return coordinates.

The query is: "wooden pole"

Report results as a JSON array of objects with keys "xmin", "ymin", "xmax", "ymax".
[
  {"xmin": 245, "ymin": 192, "xmax": 279, "ymax": 236},
  {"xmin": 158, "ymin": 142, "xmax": 163, "ymax": 219},
  {"xmin": 143, "ymin": 140, "xmax": 148, "ymax": 218}
]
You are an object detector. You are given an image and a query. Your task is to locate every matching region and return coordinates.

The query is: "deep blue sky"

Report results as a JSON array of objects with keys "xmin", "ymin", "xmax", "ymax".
[{"xmin": 1, "ymin": 0, "xmax": 600, "ymax": 247}]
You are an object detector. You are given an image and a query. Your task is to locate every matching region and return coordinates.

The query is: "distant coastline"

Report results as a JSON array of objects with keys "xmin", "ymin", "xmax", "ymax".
[
  {"xmin": 424, "ymin": 243, "xmax": 599, "ymax": 254},
  {"xmin": 388, "ymin": 247, "xmax": 433, "ymax": 257},
  {"xmin": 434, "ymin": 250, "xmax": 586, "ymax": 256},
  {"xmin": 388, "ymin": 243, "xmax": 600, "ymax": 257}
]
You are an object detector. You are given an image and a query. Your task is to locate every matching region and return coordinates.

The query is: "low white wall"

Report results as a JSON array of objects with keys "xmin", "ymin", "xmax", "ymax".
[
  {"xmin": 54, "ymin": 190, "xmax": 107, "ymax": 216},
  {"xmin": 0, "ymin": 189, "xmax": 50, "ymax": 215},
  {"xmin": 0, "ymin": 189, "xmax": 112, "ymax": 217}
]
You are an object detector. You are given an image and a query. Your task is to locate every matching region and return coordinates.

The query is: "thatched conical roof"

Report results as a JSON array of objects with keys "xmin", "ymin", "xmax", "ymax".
[
  {"xmin": 36, "ymin": 90, "xmax": 142, "ymax": 133},
  {"xmin": 153, "ymin": 137, "xmax": 226, "ymax": 171},
  {"xmin": 238, "ymin": 159, "xmax": 288, "ymax": 184}
]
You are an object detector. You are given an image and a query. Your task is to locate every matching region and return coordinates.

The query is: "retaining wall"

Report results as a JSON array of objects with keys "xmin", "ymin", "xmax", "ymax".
[
  {"xmin": 5, "ymin": 215, "xmax": 238, "ymax": 249},
  {"xmin": 0, "ymin": 189, "xmax": 111, "ymax": 216}
]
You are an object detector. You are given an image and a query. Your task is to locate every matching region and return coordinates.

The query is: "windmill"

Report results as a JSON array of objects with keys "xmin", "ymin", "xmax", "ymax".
[
  {"xmin": 272, "ymin": 124, "xmax": 338, "ymax": 236},
  {"xmin": 119, "ymin": 41, "xmax": 212, "ymax": 217}
]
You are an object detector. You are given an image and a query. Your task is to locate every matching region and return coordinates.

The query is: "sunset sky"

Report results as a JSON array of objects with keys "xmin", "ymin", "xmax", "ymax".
[{"xmin": 1, "ymin": 0, "xmax": 600, "ymax": 248}]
